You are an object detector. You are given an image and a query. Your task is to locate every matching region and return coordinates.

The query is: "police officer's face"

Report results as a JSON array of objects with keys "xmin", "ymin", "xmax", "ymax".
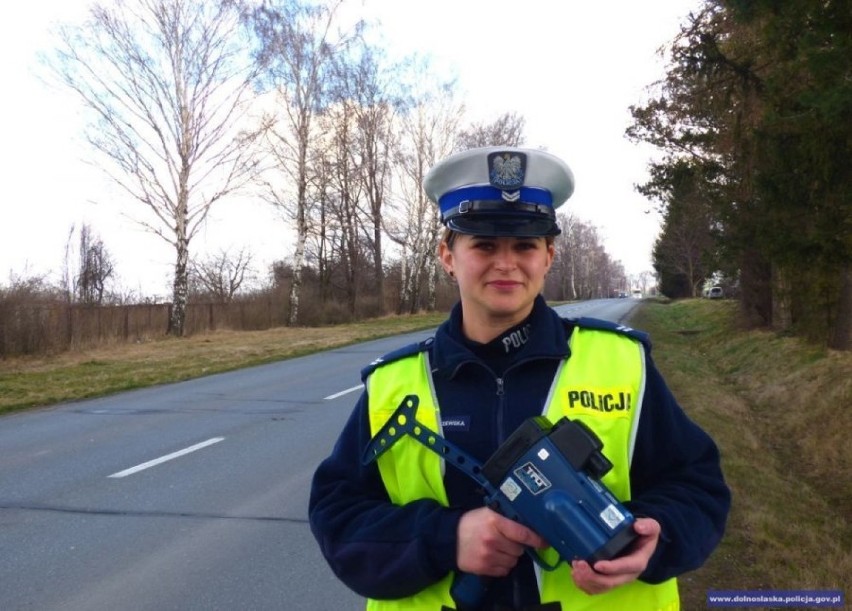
[{"xmin": 440, "ymin": 234, "xmax": 554, "ymax": 337}]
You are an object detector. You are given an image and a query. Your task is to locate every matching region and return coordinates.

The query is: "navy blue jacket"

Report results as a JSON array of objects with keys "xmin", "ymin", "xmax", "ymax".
[{"xmin": 309, "ymin": 297, "xmax": 730, "ymax": 608}]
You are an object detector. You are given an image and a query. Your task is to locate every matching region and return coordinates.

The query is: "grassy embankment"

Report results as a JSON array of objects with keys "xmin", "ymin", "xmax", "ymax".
[
  {"xmin": 1, "ymin": 299, "xmax": 849, "ymax": 609},
  {"xmin": 630, "ymin": 300, "xmax": 850, "ymax": 610},
  {"xmin": 0, "ymin": 312, "xmax": 446, "ymax": 413}
]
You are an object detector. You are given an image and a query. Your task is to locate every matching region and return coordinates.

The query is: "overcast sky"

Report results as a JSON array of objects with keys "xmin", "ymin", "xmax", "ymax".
[{"xmin": 0, "ymin": 0, "xmax": 700, "ymax": 298}]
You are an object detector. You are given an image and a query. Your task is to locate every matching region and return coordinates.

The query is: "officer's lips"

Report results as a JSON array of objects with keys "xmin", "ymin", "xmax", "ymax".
[{"xmin": 488, "ymin": 280, "xmax": 523, "ymax": 290}]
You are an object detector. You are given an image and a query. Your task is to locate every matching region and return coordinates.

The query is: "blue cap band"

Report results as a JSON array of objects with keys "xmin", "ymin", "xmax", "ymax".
[{"xmin": 438, "ymin": 185, "xmax": 552, "ymax": 216}]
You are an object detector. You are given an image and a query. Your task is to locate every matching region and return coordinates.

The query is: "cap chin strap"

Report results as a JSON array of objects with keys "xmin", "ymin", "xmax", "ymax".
[{"xmin": 441, "ymin": 199, "xmax": 557, "ymax": 224}]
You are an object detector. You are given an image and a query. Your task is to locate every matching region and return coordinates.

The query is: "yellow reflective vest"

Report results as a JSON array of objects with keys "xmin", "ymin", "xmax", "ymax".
[{"xmin": 365, "ymin": 325, "xmax": 679, "ymax": 611}]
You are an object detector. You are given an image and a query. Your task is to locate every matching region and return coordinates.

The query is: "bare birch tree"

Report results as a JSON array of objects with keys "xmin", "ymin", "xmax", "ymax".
[
  {"xmin": 316, "ymin": 97, "xmax": 364, "ymax": 314},
  {"xmin": 50, "ymin": 0, "xmax": 261, "ymax": 335},
  {"xmin": 388, "ymin": 76, "xmax": 463, "ymax": 314},
  {"xmin": 347, "ymin": 45, "xmax": 400, "ymax": 314},
  {"xmin": 313, "ymin": 42, "xmax": 403, "ymax": 316},
  {"xmin": 246, "ymin": 0, "xmax": 362, "ymax": 325}
]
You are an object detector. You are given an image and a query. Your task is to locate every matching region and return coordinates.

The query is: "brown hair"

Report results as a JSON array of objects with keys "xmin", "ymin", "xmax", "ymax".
[
  {"xmin": 441, "ymin": 228, "xmax": 458, "ymax": 250},
  {"xmin": 440, "ymin": 228, "xmax": 555, "ymax": 251}
]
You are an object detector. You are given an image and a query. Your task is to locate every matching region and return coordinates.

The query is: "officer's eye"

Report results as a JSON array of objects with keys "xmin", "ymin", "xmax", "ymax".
[
  {"xmin": 515, "ymin": 240, "xmax": 539, "ymax": 251},
  {"xmin": 471, "ymin": 240, "xmax": 496, "ymax": 251}
]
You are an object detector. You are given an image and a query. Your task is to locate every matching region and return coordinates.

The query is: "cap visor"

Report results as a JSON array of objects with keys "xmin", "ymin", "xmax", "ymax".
[{"xmin": 446, "ymin": 215, "xmax": 560, "ymax": 237}]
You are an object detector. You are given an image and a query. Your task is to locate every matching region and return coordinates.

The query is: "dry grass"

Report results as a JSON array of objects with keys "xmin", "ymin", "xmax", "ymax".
[
  {"xmin": 0, "ymin": 312, "xmax": 446, "ymax": 413},
  {"xmin": 633, "ymin": 299, "xmax": 851, "ymax": 610}
]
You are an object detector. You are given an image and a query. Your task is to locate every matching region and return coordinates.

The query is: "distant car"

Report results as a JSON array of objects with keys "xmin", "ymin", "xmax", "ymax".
[
  {"xmin": 708, "ymin": 286, "xmax": 724, "ymax": 299},
  {"xmin": 618, "ymin": 292, "xmax": 628, "ymax": 298},
  {"xmin": 631, "ymin": 289, "xmax": 642, "ymax": 298}
]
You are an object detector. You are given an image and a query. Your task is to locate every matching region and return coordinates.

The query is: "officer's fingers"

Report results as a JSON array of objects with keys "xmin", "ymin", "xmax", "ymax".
[
  {"xmin": 570, "ymin": 560, "xmax": 614, "ymax": 595},
  {"xmin": 571, "ymin": 520, "xmax": 663, "ymax": 595},
  {"xmin": 590, "ymin": 525, "xmax": 659, "ymax": 580},
  {"xmin": 458, "ymin": 506, "xmax": 499, "ymax": 539},
  {"xmin": 605, "ymin": 517, "xmax": 660, "ymax": 568},
  {"xmin": 573, "ymin": 541, "xmax": 655, "ymax": 594},
  {"xmin": 572, "ymin": 558, "xmax": 641, "ymax": 595},
  {"xmin": 457, "ymin": 508, "xmax": 494, "ymax": 549},
  {"xmin": 589, "ymin": 552, "xmax": 647, "ymax": 581},
  {"xmin": 457, "ymin": 508, "xmax": 524, "ymax": 574},
  {"xmin": 479, "ymin": 548, "xmax": 524, "ymax": 577},
  {"xmin": 493, "ymin": 513, "xmax": 548, "ymax": 549}
]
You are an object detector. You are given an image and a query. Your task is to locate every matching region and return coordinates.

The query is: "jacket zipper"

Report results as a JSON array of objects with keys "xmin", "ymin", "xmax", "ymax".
[
  {"xmin": 494, "ymin": 356, "xmax": 563, "ymax": 444},
  {"xmin": 495, "ymin": 376, "xmax": 506, "ymax": 443}
]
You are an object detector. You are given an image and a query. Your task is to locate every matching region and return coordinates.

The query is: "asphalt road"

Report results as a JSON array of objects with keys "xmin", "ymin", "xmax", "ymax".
[{"xmin": 0, "ymin": 298, "xmax": 640, "ymax": 611}]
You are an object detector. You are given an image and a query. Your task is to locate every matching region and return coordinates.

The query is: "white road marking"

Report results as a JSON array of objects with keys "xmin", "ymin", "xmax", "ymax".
[
  {"xmin": 324, "ymin": 384, "xmax": 363, "ymax": 401},
  {"xmin": 108, "ymin": 437, "xmax": 225, "ymax": 478}
]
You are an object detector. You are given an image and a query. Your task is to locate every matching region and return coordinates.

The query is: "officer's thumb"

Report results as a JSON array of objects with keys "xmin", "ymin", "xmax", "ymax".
[{"xmin": 634, "ymin": 517, "xmax": 661, "ymax": 537}]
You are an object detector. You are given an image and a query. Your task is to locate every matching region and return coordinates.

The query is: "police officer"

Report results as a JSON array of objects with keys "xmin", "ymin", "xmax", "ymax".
[{"xmin": 309, "ymin": 146, "xmax": 730, "ymax": 610}]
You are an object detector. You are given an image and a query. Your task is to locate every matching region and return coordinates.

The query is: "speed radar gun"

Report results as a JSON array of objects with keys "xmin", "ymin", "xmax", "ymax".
[{"xmin": 362, "ymin": 395, "xmax": 638, "ymax": 609}]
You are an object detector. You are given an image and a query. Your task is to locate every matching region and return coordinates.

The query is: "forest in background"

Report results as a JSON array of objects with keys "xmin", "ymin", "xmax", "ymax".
[
  {"xmin": 2, "ymin": 0, "xmax": 848, "ymax": 353},
  {"xmin": 628, "ymin": 0, "xmax": 851, "ymax": 349}
]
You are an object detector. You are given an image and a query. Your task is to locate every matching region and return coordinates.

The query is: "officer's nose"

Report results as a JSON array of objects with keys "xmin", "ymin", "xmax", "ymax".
[{"xmin": 493, "ymin": 244, "xmax": 518, "ymax": 271}]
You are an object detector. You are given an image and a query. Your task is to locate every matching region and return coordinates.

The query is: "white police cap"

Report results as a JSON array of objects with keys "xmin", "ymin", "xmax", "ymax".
[{"xmin": 423, "ymin": 146, "xmax": 574, "ymax": 237}]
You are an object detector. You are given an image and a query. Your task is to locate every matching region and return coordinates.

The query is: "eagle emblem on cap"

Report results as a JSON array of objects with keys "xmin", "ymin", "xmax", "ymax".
[{"xmin": 488, "ymin": 152, "xmax": 526, "ymax": 190}]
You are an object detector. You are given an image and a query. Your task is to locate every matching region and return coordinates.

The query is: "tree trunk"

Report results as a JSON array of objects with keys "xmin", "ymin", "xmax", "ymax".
[
  {"xmin": 170, "ymin": 237, "xmax": 189, "ymax": 336},
  {"xmin": 405, "ymin": 262, "xmax": 419, "ymax": 314},
  {"xmin": 829, "ymin": 267, "xmax": 851, "ymax": 351},
  {"xmin": 739, "ymin": 248, "xmax": 773, "ymax": 328},
  {"xmin": 288, "ymin": 232, "xmax": 306, "ymax": 326},
  {"xmin": 426, "ymin": 259, "xmax": 437, "ymax": 311},
  {"xmin": 771, "ymin": 264, "xmax": 793, "ymax": 332},
  {"xmin": 374, "ymin": 225, "xmax": 385, "ymax": 313},
  {"xmin": 397, "ymin": 247, "xmax": 411, "ymax": 315}
]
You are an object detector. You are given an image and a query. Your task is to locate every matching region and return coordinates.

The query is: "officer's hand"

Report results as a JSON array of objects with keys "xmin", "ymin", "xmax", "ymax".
[
  {"xmin": 456, "ymin": 507, "xmax": 548, "ymax": 577},
  {"xmin": 570, "ymin": 517, "xmax": 660, "ymax": 595}
]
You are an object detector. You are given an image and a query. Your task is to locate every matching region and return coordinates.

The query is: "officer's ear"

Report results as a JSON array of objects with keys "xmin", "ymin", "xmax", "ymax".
[
  {"xmin": 544, "ymin": 238, "xmax": 556, "ymax": 271},
  {"xmin": 438, "ymin": 239, "xmax": 454, "ymax": 276}
]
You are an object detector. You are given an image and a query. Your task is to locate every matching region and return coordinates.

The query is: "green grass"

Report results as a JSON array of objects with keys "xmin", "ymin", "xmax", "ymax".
[
  {"xmin": 632, "ymin": 299, "xmax": 851, "ymax": 610},
  {"xmin": 2, "ymin": 300, "xmax": 850, "ymax": 609}
]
